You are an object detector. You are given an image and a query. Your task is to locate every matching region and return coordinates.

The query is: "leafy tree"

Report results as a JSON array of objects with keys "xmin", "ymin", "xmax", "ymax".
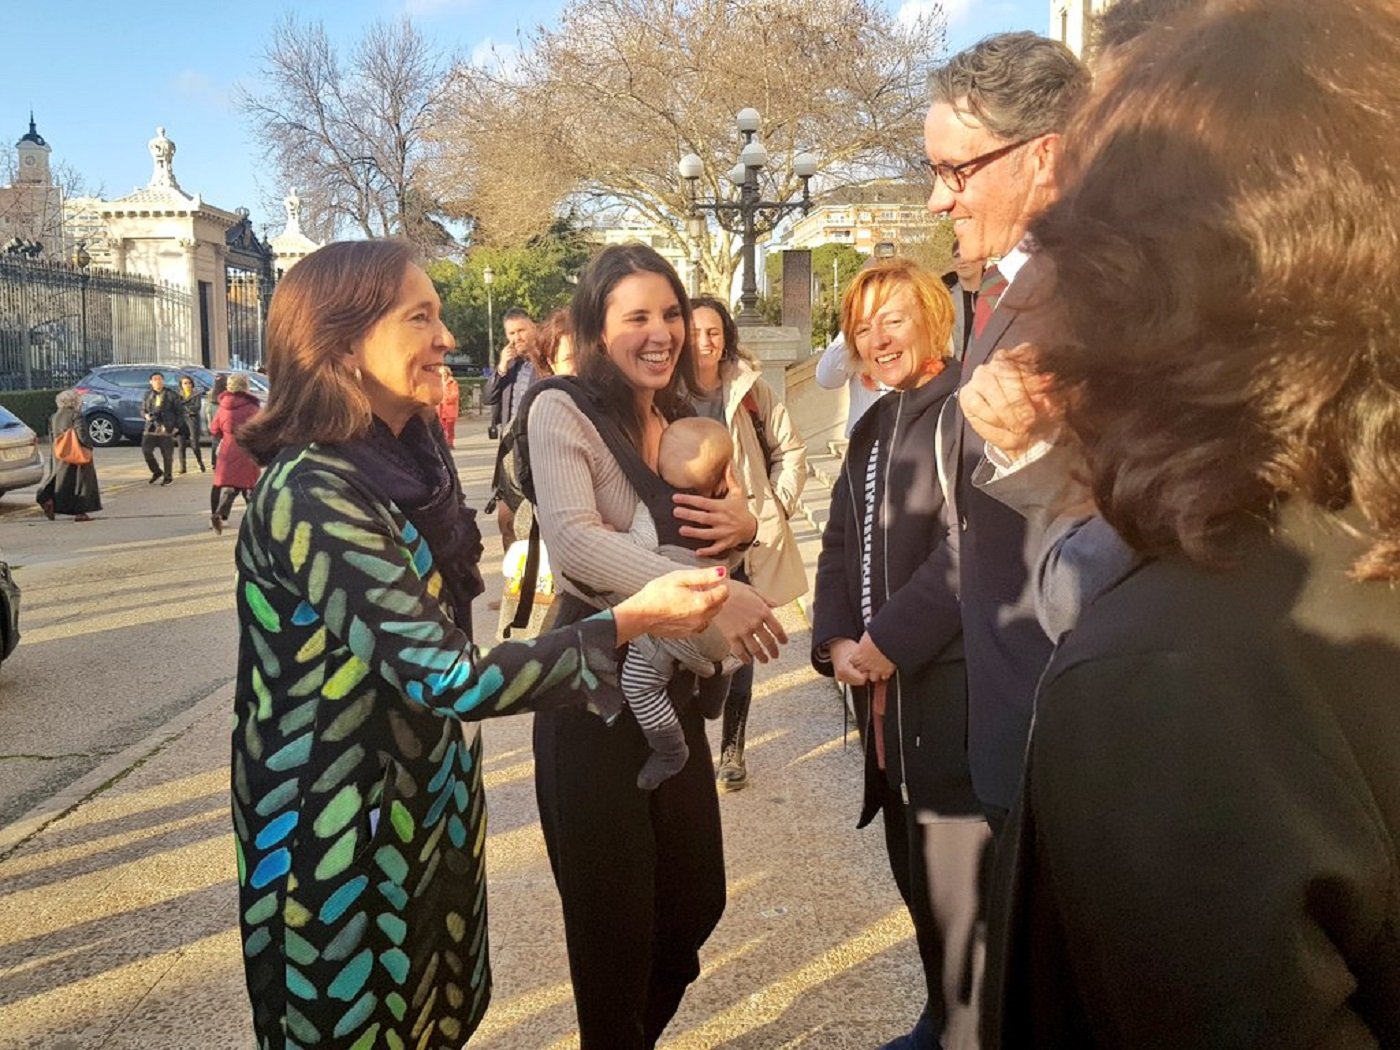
[
  {"xmin": 428, "ymin": 221, "xmax": 590, "ymax": 365},
  {"xmin": 434, "ymin": 0, "xmax": 945, "ymax": 292}
]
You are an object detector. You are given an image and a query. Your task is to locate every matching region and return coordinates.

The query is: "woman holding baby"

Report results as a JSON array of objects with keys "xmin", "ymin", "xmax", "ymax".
[{"xmin": 526, "ymin": 243, "xmax": 787, "ymax": 1048}]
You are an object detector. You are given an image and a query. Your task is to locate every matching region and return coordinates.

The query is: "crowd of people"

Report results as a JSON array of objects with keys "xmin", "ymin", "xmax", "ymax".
[{"xmin": 223, "ymin": 0, "xmax": 1399, "ymax": 1046}]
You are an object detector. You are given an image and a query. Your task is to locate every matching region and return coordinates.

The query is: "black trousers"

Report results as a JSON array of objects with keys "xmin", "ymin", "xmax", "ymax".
[
  {"xmin": 176, "ymin": 426, "xmax": 204, "ymax": 471},
  {"xmin": 880, "ymin": 783, "xmax": 993, "ymax": 1047},
  {"xmin": 534, "ymin": 696, "xmax": 726, "ymax": 1049},
  {"xmin": 141, "ymin": 432, "xmax": 173, "ymax": 480}
]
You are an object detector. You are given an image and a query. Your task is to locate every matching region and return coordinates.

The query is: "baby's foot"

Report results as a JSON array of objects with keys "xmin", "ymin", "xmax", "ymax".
[{"xmin": 637, "ymin": 725, "xmax": 689, "ymax": 791}]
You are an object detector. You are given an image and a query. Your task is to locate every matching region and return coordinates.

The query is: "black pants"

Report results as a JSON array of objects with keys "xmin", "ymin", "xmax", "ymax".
[
  {"xmin": 177, "ymin": 426, "xmax": 204, "ymax": 471},
  {"xmin": 534, "ymin": 690, "xmax": 726, "ymax": 1048},
  {"xmin": 213, "ymin": 486, "xmax": 251, "ymax": 520},
  {"xmin": 141, "ymin": 432, "xmax": 174, "ymax": 480},
  {"xmin": 880, "ymin": 784, "xmax": 993, "ymax": 1047}
]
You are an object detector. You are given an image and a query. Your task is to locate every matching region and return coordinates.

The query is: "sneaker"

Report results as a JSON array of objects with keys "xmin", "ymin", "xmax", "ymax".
[
  {"xmin": 161, "ymin": 477, "xmax": 173, "ymax": 486},
  {"xmin": 148, "ymin": 474, "xmax": 160, "ymax": 484},
  {"xmin": 211, "ymin": 513, "xmax": 223, "ymax": 535}
]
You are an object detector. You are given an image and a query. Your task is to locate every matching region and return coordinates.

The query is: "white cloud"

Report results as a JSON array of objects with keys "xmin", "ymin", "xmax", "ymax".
[
  {"xmin": 898, "ymin": 0, "xmax": 974, "ymax": 28},
  {"xmin": 470, "ymin": 37, "xmax": 523, "ymax": 79},
  {"xmin": 173, "ymin": 69, "xmax": 232, "ymax": 111}
]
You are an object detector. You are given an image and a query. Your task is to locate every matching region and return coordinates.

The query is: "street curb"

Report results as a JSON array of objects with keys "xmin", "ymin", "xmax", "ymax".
[{"xmin": 0, "ymin": 679, "xmax": 234, "ymax": 860}]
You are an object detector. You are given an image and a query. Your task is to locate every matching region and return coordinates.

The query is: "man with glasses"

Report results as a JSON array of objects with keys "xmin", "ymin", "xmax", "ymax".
[{"xmin": 868, "ymin": 32, "xmax": 1087, "ymax": 1050}]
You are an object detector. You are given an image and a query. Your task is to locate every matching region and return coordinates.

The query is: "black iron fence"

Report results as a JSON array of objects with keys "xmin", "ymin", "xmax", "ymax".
[
  {"xmin": 0, "ymin": 255, "xmax": 195, "ymax": 390},
  {"xmin": 226, "ymin": 270, "xmax": 267, "ymax": 371}
]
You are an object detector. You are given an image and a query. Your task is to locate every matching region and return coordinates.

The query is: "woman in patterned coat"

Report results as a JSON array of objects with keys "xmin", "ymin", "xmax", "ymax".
[{"xmin": 231, "ymin": 239, "xmax": 727, "ymax": 1050}]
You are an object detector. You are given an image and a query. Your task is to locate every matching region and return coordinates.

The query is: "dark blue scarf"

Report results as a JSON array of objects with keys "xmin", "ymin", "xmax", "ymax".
[{"xmin": 338, "ymin": 414, "xmax": 484, "ymax": 634}]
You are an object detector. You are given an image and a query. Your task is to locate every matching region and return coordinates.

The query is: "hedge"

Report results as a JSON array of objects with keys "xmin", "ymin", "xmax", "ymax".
[{"xmin": 0, "ymin": 389, "xmax": 62, "ymax": 435}]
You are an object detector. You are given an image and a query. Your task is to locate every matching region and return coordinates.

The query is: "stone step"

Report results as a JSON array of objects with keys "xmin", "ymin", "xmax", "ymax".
[{"xmin": 805, "ymin": 451, "xmax": 842, "ymax": 491}]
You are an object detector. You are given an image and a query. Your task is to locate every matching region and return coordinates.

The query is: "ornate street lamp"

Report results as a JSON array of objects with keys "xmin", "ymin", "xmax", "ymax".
[
  {"xmin": 483, "ymin": 265, "xmax": 496, "ymax": 362},
  {"xmin": 679, "ymin": 108, "xmax": 818, "ymax": 325}
]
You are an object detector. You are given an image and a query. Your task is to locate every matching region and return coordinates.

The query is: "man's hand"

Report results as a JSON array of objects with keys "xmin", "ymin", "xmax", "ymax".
[
  {"xmin": 958, "ymin": 343, "xmax": 1062, "ymax": 460},
  {"xmin": 828, "ymin": 637, "xmax": 868, "ymax": 687},
  {"xmin": 849, "ymin": 632, "xmax": 896, "ymax": 682}
]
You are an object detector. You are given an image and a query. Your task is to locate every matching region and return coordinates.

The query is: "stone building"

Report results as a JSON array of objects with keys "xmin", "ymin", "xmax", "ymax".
[
  {"xmin": 0, "ymin": 115, "xmax": 65, "ymax": 258},
  {"xmin": 1050, "ymin": 0, "xmax": 1121, "ymax": 56},
  {"xmin": 773, "ymin": 181, "xmax": 937, "ymax": 256}
]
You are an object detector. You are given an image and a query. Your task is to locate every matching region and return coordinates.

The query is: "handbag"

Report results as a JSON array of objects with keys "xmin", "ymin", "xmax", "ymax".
[{"xmin": 53, "ymin": 428, "xmax": 92, "ymax": 466}]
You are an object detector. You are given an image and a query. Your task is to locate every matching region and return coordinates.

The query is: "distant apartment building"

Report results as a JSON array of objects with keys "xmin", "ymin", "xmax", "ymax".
[
  {"xmin": 587, "ymin": 218, "xmax": 689, "ymax": 275},
  {"xmin": 769, "ymin": 182, "xmax": 936, "ymax": 256}
]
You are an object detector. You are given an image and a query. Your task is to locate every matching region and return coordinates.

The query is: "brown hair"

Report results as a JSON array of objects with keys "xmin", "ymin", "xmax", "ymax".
[
  {"xmin": 533, "ymin": 308, "xmax": 573, "ymax": 376},
  {"xmin": 571, "ymin": 243, "xmax": 698, "ymax": 447},
  {"xmin": 239, "ymin": 240, "xmax": 415, "ymax": 465},
  {"xmin": 1032, "ymin": 0, "xmax": 1400, "ymax": 579},
  {"xmin": 840, "ymin": 259, "xmax": 955, "ymax": 380},
  {"xmin": 928, "ymin": 32, "xmax": 1089, "ymax": 142}
]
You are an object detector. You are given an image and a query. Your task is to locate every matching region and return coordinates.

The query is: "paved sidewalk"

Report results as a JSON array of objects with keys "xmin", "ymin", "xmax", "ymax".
[{"xmin": 0, "ymin": 425, "xmax": 927, "ymax": 1049}]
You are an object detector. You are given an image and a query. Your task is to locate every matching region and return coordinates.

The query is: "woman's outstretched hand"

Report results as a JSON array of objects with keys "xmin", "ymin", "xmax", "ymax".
[
  {"xmin": 673, "ymin": 465, "xmax": 759, "ymax": 557},
  {"xmin": 613, "ymin": 567, "xmax": 730, "ymax": 645},
  {"xmin": 711, "ymin": 579, "xmax": 788, "ymax": 664}
]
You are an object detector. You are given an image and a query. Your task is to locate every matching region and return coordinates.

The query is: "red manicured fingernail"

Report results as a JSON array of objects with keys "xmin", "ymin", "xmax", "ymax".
[{"xmin": 715, "ymin": 567, "xmax": 726, "ymax": 577}]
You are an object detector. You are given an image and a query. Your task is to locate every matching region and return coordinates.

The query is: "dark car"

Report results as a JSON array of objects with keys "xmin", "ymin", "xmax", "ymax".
[
  {"xmin": 0, "ymin": 545, "xmax": 19, "ymax": 667},
  {"xmin": 75, "ymin": 364, "xmax": 267, "ymax": 447}
]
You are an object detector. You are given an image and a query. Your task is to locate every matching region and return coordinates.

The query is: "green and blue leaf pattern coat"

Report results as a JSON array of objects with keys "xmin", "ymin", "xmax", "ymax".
[{"xmin": 230, "ymin": 446, "xmax": 620, "ymax": 1049}]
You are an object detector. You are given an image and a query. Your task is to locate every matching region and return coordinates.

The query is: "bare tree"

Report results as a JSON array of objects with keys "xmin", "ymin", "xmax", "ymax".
[
  {"xmin": 433, "ymin": 0, "xmax": 945, "ymax": 292},
  {"xmin": 239, "ymin": 15, "xmax": 456, "ymax": 250}
]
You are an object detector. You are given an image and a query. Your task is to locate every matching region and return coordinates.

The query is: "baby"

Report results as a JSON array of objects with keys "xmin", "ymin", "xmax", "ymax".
[{"xmin": 609, "ymin": 416, "xmax": 744, "ymax": 790}]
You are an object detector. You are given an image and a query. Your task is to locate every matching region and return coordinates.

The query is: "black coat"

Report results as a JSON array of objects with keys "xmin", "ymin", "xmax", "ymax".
[
  {"xmin": 985, "ymin": 503, "xmax": 1400, "ymax": 1047},
  {"xmin": 177, "ymin": 388, "xmax": 202, "ymax": 437},
  {"xmin": 812, "ymin": 364, "xmax": 979, "ymax": 823},
  {"xmin": 38, "ymin": 406, "xmax": 100, "ymax": 515},
  {"xmin": 141, "ymin": 386, "xmax": 180, "ymax": 434}
]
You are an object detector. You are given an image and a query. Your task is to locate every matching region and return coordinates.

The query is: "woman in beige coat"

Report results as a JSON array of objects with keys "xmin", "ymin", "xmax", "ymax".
[{"xmin": 687, "ymin": 296, "xmax": 808, "ymax": 789}]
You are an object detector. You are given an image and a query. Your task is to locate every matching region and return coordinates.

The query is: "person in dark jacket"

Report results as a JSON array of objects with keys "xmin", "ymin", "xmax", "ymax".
[
  {"xmin": 36, "ymin": 388, "xmax": 100, "ymax": 522},
  {"xmin": 482, "ymin": 307, "xmax": 538, "ymax": 548},
  {"xmin": 813, "ymin": 259, "xmax": 988, "ymax": 1050},
  {"xmin": 206, "ymin": 373, "xmax": 261, "ymax": 534},
  {"xmin": 174, "ymin": 375, "xmax": 205, "ymax": 474},
  {"xmin": 981, "ymin": 0, "xmax": 1400, "ymax": 1044},
  {"xmin": 140, "ymin": 372, "xmax": 180, "ymax": 484}
]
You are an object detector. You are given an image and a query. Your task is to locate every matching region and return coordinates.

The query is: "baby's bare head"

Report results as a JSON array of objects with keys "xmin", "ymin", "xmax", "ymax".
[{"xmin": 658, "ymin": 416, "xmax": 733, "ymax": 496}]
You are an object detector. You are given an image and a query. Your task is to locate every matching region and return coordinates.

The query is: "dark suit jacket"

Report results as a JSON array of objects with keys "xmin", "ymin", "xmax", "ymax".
[
  {"xmin": 938, "ymin": 254, "xmax": 1059, "ymax": 811},
  {"xmin": 985, "ymin": 503, "xmax": 1400, "ymax": 1047}
]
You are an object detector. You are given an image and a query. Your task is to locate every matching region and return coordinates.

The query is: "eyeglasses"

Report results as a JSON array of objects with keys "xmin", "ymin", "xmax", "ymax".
[{"xmin": 924, "ymin": 138, "xmax": 1034, "ymax": 193}]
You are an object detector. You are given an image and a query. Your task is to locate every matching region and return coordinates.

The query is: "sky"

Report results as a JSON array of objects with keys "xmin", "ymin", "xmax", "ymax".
[{"xmin": 3, "ymin": 0, "xmax": 1048, "ymax": 237}]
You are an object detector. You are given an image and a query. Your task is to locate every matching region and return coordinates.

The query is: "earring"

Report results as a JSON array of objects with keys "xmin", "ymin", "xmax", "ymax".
[{"xmin": 353, "ymin": 365, "xmax": 362, "ymax": 384}]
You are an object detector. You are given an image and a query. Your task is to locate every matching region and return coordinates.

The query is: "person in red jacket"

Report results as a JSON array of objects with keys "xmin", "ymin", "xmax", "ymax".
[
  {"xmin": 208, "ymin": 372, "xmax": 262, "ymax": 534},
  {"xmin": 436, "ymin": 366, "xmax": 460, "ymax": 447}
]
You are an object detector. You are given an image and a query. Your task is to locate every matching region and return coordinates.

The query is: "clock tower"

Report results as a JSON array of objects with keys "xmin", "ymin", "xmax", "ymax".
[{"xmin": 16, "ymin": 112, "xmax": 51, "ymax": 185}]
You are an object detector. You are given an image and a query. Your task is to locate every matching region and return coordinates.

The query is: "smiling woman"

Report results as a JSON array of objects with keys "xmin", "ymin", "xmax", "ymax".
[{"xmin": 227, "ymin": 239, "xmax": 729, "ymax": 1050}]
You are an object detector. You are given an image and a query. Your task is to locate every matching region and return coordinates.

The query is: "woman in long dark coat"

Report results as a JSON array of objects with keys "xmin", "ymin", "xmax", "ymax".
[
  {"xmin": 36, "ymin": 388, "xmax": 100, "ymax": 522},
  {"xmin": 812, "ymin": 259, "xmax": 988, "ymax": 1050}
]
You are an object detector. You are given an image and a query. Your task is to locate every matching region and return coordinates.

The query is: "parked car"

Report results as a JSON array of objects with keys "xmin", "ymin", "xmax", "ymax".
[
  {"xmin": 0, "ymin": 406, "xmax": 44, "ymax": 497},
  {"xmin": 75, "ymin": 364, "xmax": 268, "ymax": 447},
  {"xmin": 0, "ymin": 544, "xmax": 19, "ymax": 667}
]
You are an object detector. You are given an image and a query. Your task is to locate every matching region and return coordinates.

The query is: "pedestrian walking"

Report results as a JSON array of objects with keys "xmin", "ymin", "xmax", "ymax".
[
  {"xmin": 227, "ymin": 238, "xmax": 724, "ymax": 1050},
  {"xmin": 206, "ymin": 373, "xmax": 261, "ymax": 534},
  {"xmin": 174, "ymin": 375, "xmax": 206, "ymax": 474},
  {"xmin": 204, "ymin": 373, "xmax": 227, "ymax": 472},
  {"xmin": 687, "ymin": 295, "xmax": 808, "ymax": 791},
  {"xmin": 36, "ymin": 389, "xmax": 100, "ymax": 523},
  {"xmin": 527, "ymin": 244, "xmax": 786, "ymax": 1048},
  {"xmin": 140, "ymin": 371, "xmax": 179, "ymax": 484}
]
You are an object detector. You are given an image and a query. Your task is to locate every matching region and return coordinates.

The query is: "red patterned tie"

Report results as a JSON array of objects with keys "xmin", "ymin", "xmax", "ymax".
[{"xmin": 972, "ymin": 263, "xmax": 1009, "ymax": 340}]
